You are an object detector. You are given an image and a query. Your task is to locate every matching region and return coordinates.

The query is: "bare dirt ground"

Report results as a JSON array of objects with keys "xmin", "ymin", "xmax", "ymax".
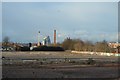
[
  {"xmin": 1, "ymin": 51, "xmax": 120, "ymax": 79},
  {"xmin": 2, "ymin": 66, "xmax": 119, "ymax": 78},
  {"xmin": 2, "ymin": 51, "xmax": 119, "ymax": 59}
]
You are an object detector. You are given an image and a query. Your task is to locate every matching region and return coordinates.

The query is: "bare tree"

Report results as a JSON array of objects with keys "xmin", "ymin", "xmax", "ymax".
[
  {"xmin": 2, "ymin": 36, "xmax": 10, "ymax": 50},
  {"xmin": 83, "ymin": 41, "xmax": 94, "ymax": 51},
  {"xmin": 94, "ymin": 40, "xmax": 111, "ymax": 52},
  {"xmin": 62, "ymin": 38, "xmax": 111, "ymax": 53},
  {"xmin": 62, "ymin": 38, "xmax": 76, "ymax": 50},
  {"xmin": 74, "ymin": 39, "xmax": 84, "ymax": 51}
]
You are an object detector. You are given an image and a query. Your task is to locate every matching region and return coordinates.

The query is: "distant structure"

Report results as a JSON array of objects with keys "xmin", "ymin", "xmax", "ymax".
[
  {"xmin": 36, "ymin": 30, "xmax": 55, "ymax": 46},
  {"xmin": 67, "ymin": 37, "xmax": 71, "ymax": 40},
  {"xmin": 54, "ymin": 30, "xmax": 56, "ymax": 46},
  {"xmin": 108, "ymin": 42, "xmax": 120, "ymax": 53},
  {"xmin": 42, "ymin": 36, "xmax": 51, "ymax": 46},
  {"xmin": 108, "ymin": 42, "xmax": 120, "ymax": 48},
  {"xmin": 37, "ymin": 31, "xmax": 40, "ymax": 46}
]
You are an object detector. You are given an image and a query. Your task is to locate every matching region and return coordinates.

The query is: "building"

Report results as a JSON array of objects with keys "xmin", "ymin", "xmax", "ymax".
[
  {"xmin": 42, "ymin": 36, "xmax": 51, "ymax": 46},
  {"xmin": 108, "ymin": 42, "xmax": 120, "ymax": 48},
  {"xmin": 108, "ymin": 42, "xmax": 120, "ymax": 53}
]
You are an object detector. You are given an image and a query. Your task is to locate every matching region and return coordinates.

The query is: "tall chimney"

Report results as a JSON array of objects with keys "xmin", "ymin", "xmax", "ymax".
[
  {"xmin": 37, "ymin": 31, "xmax": 40, "ymax": 46},
  {"xmin": 54, "ymin": 30, "xmax": 56, "ymax": 46}
]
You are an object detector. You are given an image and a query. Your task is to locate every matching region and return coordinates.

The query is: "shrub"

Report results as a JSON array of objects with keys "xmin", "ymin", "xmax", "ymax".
[
  {"xmin": 32, "ymin": 46, "xmax": 64, "ymax": 51},
  {"xmin": 20, "ymin": 46, "xmax": 30, "ymax": 51}
]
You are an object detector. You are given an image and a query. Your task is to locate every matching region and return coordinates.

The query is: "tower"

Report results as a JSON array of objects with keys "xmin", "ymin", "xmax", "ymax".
[
  {"xmin": 54, "ymin": 30, "xmax": 56, "ymax": 46},
  {"xmin": 37, "ymin": 31, "xmax": 40, "ymax": 46}
]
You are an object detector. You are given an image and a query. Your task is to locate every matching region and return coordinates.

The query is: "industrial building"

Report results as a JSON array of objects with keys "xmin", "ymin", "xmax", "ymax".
[
  {"xmin": 1, "ymin": 30, "xmax": 58, "ymax": 51},
  {"xmin": 37, "ymin": 30, "xmax": 56, "ymax": 46},
  {"xmin": 42, "ymin": 36, "xmax": 51, "ymax": 46}
]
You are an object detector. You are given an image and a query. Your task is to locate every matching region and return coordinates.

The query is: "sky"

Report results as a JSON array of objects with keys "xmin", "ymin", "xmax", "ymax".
[
  {"xmin": 2, "ymin": 2, "xmax": 118, "ymax": 43},
  {"xmin": 1, "ymin": 0, "xmax": 120, "ymax": 2},
  {"xmin": 0, "ymin": 2, "xmax": 2, "ymax": 43}
]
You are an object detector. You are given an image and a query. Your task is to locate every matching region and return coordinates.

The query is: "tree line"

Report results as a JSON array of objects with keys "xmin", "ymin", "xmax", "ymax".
[
  {"xmin": 2, "ymin": 36, "xmax": 115, "ymax": 52},
  {"xmin": 61, "ymin": 38, "xmax": 114, "ymax": 53}
]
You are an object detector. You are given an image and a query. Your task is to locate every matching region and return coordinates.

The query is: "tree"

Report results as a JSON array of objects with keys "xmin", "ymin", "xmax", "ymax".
[
  {"xmin": 2, "ymin": 36, "xmax": 10, "ymax": 50},
  {"xmin": 83, "ymin": 41, "xmax": 94, "ymax": 51},
  {"xmin": 62, "ymin": 38, "xmax": 112, "ymax": 53},
  {"xmin": 74, "ymin": 39, "xmax": 84, "ymax": 51},
  {"xmin": 62, "ymin": 38, "xmax": 76, "ymax": 50},
  {"xmin": 62, "ymin": 38, "xmax": 86, "ymax": 51},
  {"xmin": 94, "ymin": 40, "xmax": 111, "ymax": 52}
]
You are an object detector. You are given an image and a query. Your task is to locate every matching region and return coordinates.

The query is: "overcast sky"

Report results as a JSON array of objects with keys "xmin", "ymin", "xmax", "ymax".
[{"xmin": 2, "ymin": 2, "xmax": 118, "ymax": 43}]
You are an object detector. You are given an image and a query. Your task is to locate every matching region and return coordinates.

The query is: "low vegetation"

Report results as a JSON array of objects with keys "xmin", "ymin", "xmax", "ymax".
[
  {"xmin": 1, "ymin": 36, "xmax": 115, "ymax": 52},
  {"xmin": 61, "ymin": 38, "xmax": 114, "ymax": 53},
  {"xmin": 32, "ymin": 46, "xmax": 64, "ymax": 51}
]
